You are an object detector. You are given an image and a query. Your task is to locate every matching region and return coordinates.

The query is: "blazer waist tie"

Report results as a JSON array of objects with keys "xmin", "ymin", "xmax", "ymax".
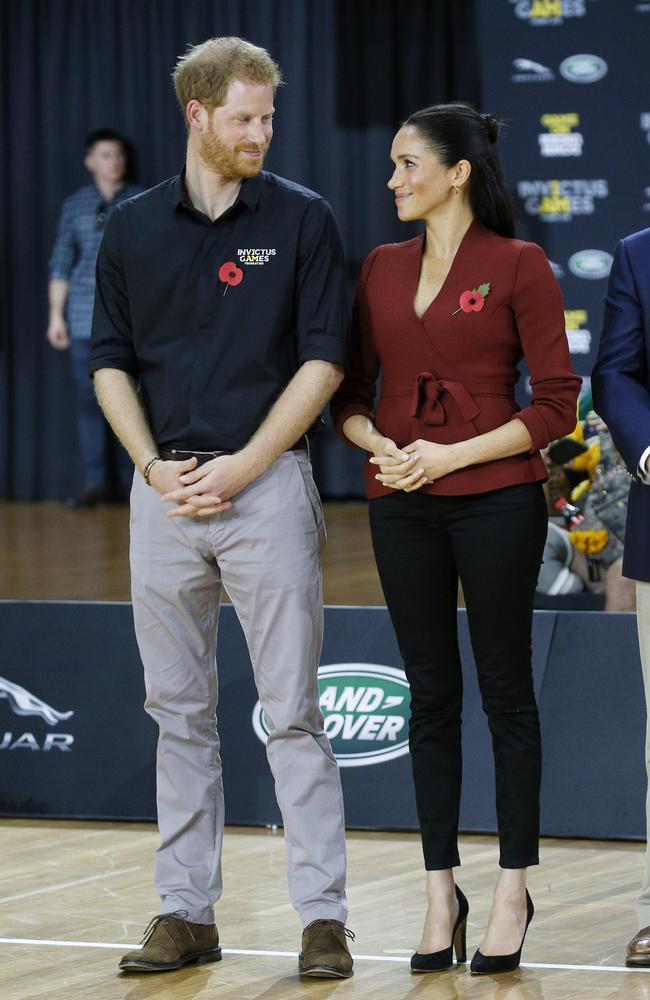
[{"xmin": 382, "ymin": 373, "xmax": 516, "ymax": 427}]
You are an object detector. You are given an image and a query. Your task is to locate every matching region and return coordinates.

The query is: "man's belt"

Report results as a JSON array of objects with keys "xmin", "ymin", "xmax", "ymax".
[
  {"xmin": 159, "ymin": 437, "xmax": 308, "ymax": 467},
  {"xmin": 159, "ymin": 448, "xmax": 229, "ymax": 468},
  {"xmin": 381, "ymin": 373, "xmax": 515, "ymax": 427}
]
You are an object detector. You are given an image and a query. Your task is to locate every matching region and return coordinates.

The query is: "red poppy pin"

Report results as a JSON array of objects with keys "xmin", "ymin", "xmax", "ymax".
[
  {"xmin": 452, "ymin": 282, "xmax": 491, "ymax": 316},
  {"xmin": 218, "ymin": 261, "xmax": 243, "ymax": 296}
]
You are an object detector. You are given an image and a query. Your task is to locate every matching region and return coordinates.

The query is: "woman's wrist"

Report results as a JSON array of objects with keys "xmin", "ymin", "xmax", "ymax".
[
  {"xmin": 367, "ymin": 431, "xmax": 392, "ymax": 455},
  {"xmin": 446, "ymin": 441, "xmax": 467, "ymax": 473},
  {"xmin": 342, "ymin": 414, "xmax": 383, "ymax": 452}
]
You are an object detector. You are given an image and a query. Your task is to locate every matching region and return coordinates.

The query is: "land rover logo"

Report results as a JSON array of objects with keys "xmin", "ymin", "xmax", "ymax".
[
  {"xmin": 251, "ymin": 664, "xmax": 411, "ymax": 767},
  {"xmin": 568, "ymin": 250, "xmax": 613, "ymax": 280},
  {"xmin": 559, "ymin": 54, "xmax": 608, "ymax": 84}
]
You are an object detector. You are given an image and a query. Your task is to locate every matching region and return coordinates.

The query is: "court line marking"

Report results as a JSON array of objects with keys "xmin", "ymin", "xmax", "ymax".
[
  {"xmin": 0, "ymin": 867, "xmax": 141, "ymax": 904},
  {"xmin": 0, "ymin": 938, "xmax": 648, "ymax": 973}
]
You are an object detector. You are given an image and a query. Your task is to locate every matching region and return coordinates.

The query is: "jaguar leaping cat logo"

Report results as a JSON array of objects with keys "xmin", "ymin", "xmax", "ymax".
[{"xmin": 0, "ymin": 676, "xmax": 74, "ymax": 726}]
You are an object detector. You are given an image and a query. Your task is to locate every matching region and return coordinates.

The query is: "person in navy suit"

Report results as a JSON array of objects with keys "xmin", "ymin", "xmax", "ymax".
[{"xmin": 592, "ymin": 226, "xmax": 650, "ymax": 968}]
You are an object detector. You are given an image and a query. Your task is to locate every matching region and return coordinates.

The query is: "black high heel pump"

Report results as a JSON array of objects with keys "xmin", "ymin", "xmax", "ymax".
[
  {"xmin": 470, "ymin": 889, "xmax": 534, "ymax": 975},
  {"xmin": 410, "ymin": 884, "xmax": 469, "ymax": 973}
]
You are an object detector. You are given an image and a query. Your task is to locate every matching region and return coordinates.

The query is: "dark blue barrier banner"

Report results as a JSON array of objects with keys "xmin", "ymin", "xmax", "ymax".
[
  {"xmin": 0, "ymin": 602, "xmax": 644, "ymax": 840},
  {"xmin": 476, "ymin": 0, "xmax": 650, "ymax": 400}
]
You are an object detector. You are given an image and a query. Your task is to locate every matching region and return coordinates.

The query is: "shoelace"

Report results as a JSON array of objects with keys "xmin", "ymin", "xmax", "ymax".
[
  {"xmin": 140, "ymin": 909, "xmax": 196, "ymax": 946},
  {"xmin": 313, "ymin": 920, "xmax": 355, "ymax": 943}
]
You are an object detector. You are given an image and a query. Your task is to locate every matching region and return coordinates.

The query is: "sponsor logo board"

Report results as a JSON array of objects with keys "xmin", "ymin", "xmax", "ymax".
[
  {"xmin": 510, "ymin": 0, "xmax": 588, "ymax": 24},
  {"xmin": 559, "ymin": 54, "xmax": 608, "ymax": 84},
  {"xmin": 512, "ymin": 58, "xmax": 555, "ymax": 83},
  {"xmin": 516, "ymin": 178, "xmax": 608, "ymax": 221},
  {"xmin": 252, "ymin": 664, "xmax": 411, "ymax": 767},
  {"xmin": 568, "ymin": 250, "xmax": 613, "ymax": 280},
  {"xmin": 641, "ymin": 113, "xmax": 650, "ymax": 144},
  {"xmin": 0, "ymin": 675, "xmax": 74, "ymax": 751},
  {"xmin": 538, "ymin": 113, "xmax": 583, "ymax": 157}
]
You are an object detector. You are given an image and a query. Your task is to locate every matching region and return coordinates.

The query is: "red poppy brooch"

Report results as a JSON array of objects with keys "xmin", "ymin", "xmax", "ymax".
[
  {"xmin": 452, "ymin": 282, "xmax": 491, "ymax": 316},
  {"xmin": 218, "ymin": 261, "xmax": 243, "ymax": 296}
]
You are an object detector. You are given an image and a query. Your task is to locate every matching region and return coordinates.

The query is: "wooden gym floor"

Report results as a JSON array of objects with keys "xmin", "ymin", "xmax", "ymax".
[
  {"xmin": 0, "ymin": 500, "xmax": 385, "ymax": 604},
  {"xmin": 2, "ymin": 821, "xmax": 649, "ymax": 1000},
  {"xmin": 1, "ymin": 500, "xmax": 648, "ymax": 997}
]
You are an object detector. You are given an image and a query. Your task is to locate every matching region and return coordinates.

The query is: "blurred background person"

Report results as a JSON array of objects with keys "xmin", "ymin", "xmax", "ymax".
[{"xmin": 46, "ymin": 129, "xmax": 142, "ymax": 507}]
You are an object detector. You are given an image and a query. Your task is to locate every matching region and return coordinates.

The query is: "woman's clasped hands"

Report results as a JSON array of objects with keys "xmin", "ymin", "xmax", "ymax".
[{"xmin": 370, "ymin": 437, "xmax": 460, "ymax": 491}]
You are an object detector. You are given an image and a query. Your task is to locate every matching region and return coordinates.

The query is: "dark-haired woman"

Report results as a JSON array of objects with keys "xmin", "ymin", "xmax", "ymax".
[{"xmin": 331, "ymin": 104, "xmax": 580, "ymax": 975}]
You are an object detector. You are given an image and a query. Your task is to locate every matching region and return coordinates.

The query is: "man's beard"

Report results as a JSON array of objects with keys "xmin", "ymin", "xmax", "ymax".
[{"xmin": 199, "ymin": 129, "xmax": 268, "ymax": 180}]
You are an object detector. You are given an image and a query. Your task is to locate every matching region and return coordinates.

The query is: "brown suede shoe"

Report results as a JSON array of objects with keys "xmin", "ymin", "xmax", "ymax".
[
  {"xmin": 119, "ymin": 911, "xmax": 222, "ymax": 972},
  {"xmin": 626, "ymin": 926, "xmax": 650, "ymax": 967},
  {"xmin": 299, "ymin": 919, "xmax": 354, "ymax": 978}
]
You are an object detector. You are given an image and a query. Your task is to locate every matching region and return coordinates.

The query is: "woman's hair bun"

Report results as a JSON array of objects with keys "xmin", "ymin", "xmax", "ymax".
[{"xmin": 481, "ymin": 113, "xmax": 499, "ymax": 144}]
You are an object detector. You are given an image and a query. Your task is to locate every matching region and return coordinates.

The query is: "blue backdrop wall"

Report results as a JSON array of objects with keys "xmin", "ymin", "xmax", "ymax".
[{"xmin": 476, "ymin": 0, "xmax": 650, "ymax": 403}]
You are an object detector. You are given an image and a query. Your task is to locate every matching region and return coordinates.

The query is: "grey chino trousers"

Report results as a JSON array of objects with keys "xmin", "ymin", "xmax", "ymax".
[{"xmin": 129, "ymin": 450, "xmax": 348, "ymax": 926}]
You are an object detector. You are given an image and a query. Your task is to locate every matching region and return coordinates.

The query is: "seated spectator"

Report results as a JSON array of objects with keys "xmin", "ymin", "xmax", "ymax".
[
  {"xmin": 537, "ymin": 521, "xmax": 585, "ymax": 597},
  {"xmin": 539, "ymin": 409, "xmax": 635, "ymax": 612}
]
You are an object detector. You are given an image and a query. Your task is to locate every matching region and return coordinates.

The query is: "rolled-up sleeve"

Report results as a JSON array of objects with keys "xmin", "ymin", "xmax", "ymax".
[
  {"xmin": 294, "ymin": 198, "xmax": 348, "ymax": 366},
  {"xmin": 329, "ymin": 247, "xmax": 381, "ymax": 444},
  {"xmin": 89, "ymin": 208, "xmax": 138, "ymax": 377},
  {"xmin": 48, "ymin": 196, "xmax": 76, "ymax": 280},
  {"xmin": 510, "ymin": 243, "xmax": 581, "ymax": 451}
]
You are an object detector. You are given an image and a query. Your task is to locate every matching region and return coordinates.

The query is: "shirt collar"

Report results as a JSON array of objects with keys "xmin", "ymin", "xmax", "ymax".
[{"xmin": 170, "ymin": 167, "xmax": 262, "ymax": 214}]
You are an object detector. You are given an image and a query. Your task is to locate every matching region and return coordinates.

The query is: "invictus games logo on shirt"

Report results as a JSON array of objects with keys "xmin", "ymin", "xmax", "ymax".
[
  {"xmin": 0, "ymin": 674, "xmax": 75, "ymax": 752},
  {"xmin": 511, "ymin": 58, "xmax": 555, "ymax": 83},
  {"xmin": 568, "ymin": 250, "xmax": 613, "ymax": 280},
  {"xmin": 237, "ymin": 248, "xmax": 277, "ymax": 266},
  {"xmin": 559, "ymin": 54, "xmax": 608, "ymax": 84},
  {"xmin": 538, "ymin": 114, "xmax": 583, "ymax": 157},
  {"xmin": 564, "ymin": 310, "xmax": 592, "ymax": 354},
  {"xmin": 516, "ymin": 179, "xmax": 608, "ymax": 221},
  {"xmin": 251, "ymin": 663, "xmax": 411, "ymax": 768},
  {"xmin": 510, "ymin": 0, "xmax": 588, "ymax": 25}
]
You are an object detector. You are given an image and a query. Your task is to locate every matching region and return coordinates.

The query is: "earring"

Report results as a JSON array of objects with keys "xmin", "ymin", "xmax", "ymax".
[{"xmin": 453, "ymin": 184, "xmax": 460, "ymax": 195}]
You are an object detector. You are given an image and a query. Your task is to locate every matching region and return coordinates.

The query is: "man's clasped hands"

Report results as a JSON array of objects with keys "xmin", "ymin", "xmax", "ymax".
[{"xmin": 149, "ymin": 453, "xmax": 254, "ymax": 518}]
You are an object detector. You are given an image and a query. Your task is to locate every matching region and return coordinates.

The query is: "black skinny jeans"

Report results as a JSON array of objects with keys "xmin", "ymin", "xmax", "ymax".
[{"xmin": 369, "ymin": 482, "xmax": 548, "ymax": 870}]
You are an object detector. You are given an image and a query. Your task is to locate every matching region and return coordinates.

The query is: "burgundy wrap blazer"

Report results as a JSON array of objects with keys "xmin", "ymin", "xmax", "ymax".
[{"xmin": 330, "ymin": 220, "xmax": 582, "ymax": 498}]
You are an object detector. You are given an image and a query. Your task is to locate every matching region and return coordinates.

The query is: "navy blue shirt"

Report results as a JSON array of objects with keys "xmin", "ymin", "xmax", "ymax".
[{"xmin": 89, "ymin": 170, "xmax": 348, "ymax": 451}]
